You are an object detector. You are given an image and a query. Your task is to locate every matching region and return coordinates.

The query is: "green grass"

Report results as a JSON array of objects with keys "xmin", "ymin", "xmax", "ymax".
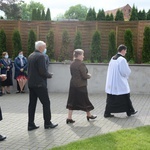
[{"xmin": 51, "ymin": 126, "xmax": 150, "ymax": 150}]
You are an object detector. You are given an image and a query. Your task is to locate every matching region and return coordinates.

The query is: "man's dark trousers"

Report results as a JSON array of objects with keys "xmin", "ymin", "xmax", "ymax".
[{"xmin": 28, "ymin": 87, "xmax": 51, "ymax": 125}]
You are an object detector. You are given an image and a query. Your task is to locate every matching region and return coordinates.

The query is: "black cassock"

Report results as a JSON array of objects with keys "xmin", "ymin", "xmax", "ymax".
[{"xmin": 104, "ymin": 93, "xmax": 135, "ymax": 115}]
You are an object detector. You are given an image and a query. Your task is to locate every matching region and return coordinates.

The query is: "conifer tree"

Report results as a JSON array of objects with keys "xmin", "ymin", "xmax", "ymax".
[
  {"xmin": 45, "ymin": 8, "xmax": 51, "ymax": 20},
  {"xmin": 37, "ymin": 8, "xmax": 41, "ymax": 20},
  {"xmin": 124, "ymin": 29, "xmax": 134, "ymax": 62},
  {"xmin": 86, "ymin": 8, "xmax": 96, "ymax": 21},
  {"xmin": 91, "ymin": 30, "xmax": 101, "ymax": 62},
  {"xmin": 138, "ymin": 10, "xmax": 146, "ymax": 20},
  {"xmin": 46, "ymin": 30, "xmax": 55, "ymax": 59},
  {"xmin": 110, "ymin": 13, "xmax": 114, "ymax": 21},
  {"xmin": 115, "ymin": 9, "xmax": 124, "ymax": 21},
  {"xmin": 31, "ymin": 9, "xmax": 37, "ymax": 20},
  {"xmin": 12, "ymin": 29, "xmax": 22, "ymax": 59},
  {"xmin": 0, "ymin": 29, "xmax": 6, "ymax": 57},
  {"xmin": 108, "ymin": 30, "xmax": 116, "ymax": 60},
  {"xmin": 146, "ymin": 9, "xmax": 150, "ymax": 20},
  {"xmin": 59, "ymin": 30, "xmax": 70, "ymax": 61},
  {"xmin": 27, "ymin": 30, "xmax": 36, "ymax": 56},
  {"xmin": 142, "ymin": 26, "xmax": 150, "ymax": 63},
  {"xmin": 97, "ymin": 9, "xmax": 105, "ymax": 21},
  {"xmin": 41, "ymin": 10, "xmax": 45, "ymax": 20},
  {"xmin": 74, "ymin": 31, "xmax": 82, "ymax": 49},
  {"xmin": 130, "ymin": 5, "xmax": 138, "ymax": 21}
]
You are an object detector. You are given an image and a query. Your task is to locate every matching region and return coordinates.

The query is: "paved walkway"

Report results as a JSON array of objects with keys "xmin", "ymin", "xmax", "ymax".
[{"xmin": 0, "ymin": 92, "xmax": 150, "ymax": 150}]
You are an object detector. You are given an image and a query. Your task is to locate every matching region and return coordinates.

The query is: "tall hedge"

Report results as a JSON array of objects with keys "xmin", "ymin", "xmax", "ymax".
[
  {"xmin": 0, "ymin": 29, "xmax": 6, "ymax": 57},
  {"xmin": 108, "ymin": 30, "xmax": 116, "ymax": 60},
  {"xmin": 46, "ymin": 29, "xmax": 55, "ymax": 60},
  {"xmin": 142, "ymin": 26, "xmax": 150, "ymax": 63},
  {"xmin": 90, "ymin": 30, "xmax": 101, "ymax": 63},
  {"xmin": 74, "ymin": 31, "xmax": 82, "ymax": 49},
  {"xmin": 27, "ymin": 30, "xmax": 36, "ymax": 56},
  {"xmin": 12, "ymin": 29, "xmax": 22, "ymax": 59},
  {"xmin": 59, "ymin": 30, "xmax": 70, "ymax": 61},
  {"xmin": 124, "ymin": 29, "xmax": 134, "ymax": 62}
]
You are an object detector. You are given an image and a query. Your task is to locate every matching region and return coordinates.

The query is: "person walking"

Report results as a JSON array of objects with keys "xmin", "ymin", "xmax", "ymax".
[
  {"xmin": 27, "ymin": 40, "xmax": 58, "ymax": 131},
  {"xmin": 104, "ymin": 44, "xmax": 137, "ymax": 118},
  {"xmin": 66, "ymin": 49, "xmax": 97, "ymax": 124}
]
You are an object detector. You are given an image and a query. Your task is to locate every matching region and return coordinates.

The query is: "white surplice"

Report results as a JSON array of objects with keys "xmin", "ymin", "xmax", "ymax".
[{"xmin": 105, "ymin": 55, "xmax": 131, "ymax": 95}]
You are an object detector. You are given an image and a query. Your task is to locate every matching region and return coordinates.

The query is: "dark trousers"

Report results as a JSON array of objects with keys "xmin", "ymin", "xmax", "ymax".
[{"xmin": 28, "ymin": 87, "xmax": 51, "ymax": 125}]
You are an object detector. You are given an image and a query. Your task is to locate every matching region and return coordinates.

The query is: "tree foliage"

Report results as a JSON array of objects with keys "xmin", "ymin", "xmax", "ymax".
[
  {"xmin": 64, "ymin": 4, "xmax": 87, "ymax": 21},
  {"xmin": 41, "ymin": 9, "xmax": 45, "ymax": 20},
  {"xmin": 130, "ymin": 5, "xmax": 138, "ymax": 21},
  {"xmin": 124, "ymin": 29, "xmax": 134, "ymax": 62},
  {"xmin": 12, "ymin": 29, "xmax": 22, "ymax": 59},
  {"xmin": 45, "ymin": 8, "xmax": 51, "ymax": 20},
  {"xmin": 27, "ymin": 30, "xmax": 36, "ymax": 56},
  {"xmin": 46, "ymin": 30, "xmax": 55, "ymax": 60},
  {"xmin": 86, "ymin": 8, "xmax": 96, "ymax": 21},
  {"xmin": 105, "ymin": 13, "xmax": 114, "ymax": 21},
  {"xmin": 59, "ymin": 30, "xmax": 71, "ymax": 61},
  {"xmin": 115, "ymin": 9, "xmax": 124, "ymax": 21},
  {"xmin": 91, "ymin": 30, "xmax": 101, "ymax": 62},
  {"xmin": 74, "ymin": 31, "xmax": 82, "ymax": 49},
  {"xmin": 0, "ymin": 29, "xmax": 6, "ymax": 56},
  {"xmin": 142, "ymin": 26, "xmax": 150, "ymax": 63},
  {"xmin": 97, "ymin": 9, "xmax": 105, "ymax": 21},
  {"xmin": 108, "ymin": 30, "xmax": 116, "ymax": 60},
  {"xmin": 20, "ymin": 0, "xmax": 44, "ymax": 20},
  {"xmin": 0, "ymin": 0, "xmax": 23, "ymax": 20},
  {"xmin": 146, "ymin": 9, "xmax": 150, "ymax": 20},
  {"xmin": 138, "ymin": 10, "xmax": 146, "ymax": 20}
]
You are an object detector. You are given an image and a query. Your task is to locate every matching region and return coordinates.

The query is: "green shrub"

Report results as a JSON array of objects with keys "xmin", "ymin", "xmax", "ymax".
[
  {"xmin": 0, "ymin": 29, "xmax": 6, "ymax": 57},
  {"xmin": 142, "ymin": 26, "xmax": 150, "ymax": 63},
  {"xmin": 12, "ymin": 29, "xmax": 22, "ymax": 59},
  {"xmin": 74, "ymin": 31, "xmax": 82, "ymax": 49},
  {"xmin": 46, "ymin": 29, "xmax": 55, "ymax": 60},
  {"xmin": 124, "ymin": 29, "xmax": 134, "ymax": 62},
  {"xmin": 90, "ymin": 30, "xmax": 101, "ymax": 63},
  {"xmin": 59, "ymin": 30, "xmax": 71, "ymax": 62},
  {"xmin": 108, "ymin": 30, "xmax": 116, "ymax": 60},
  {"xmin": 27, "ymin": 29, "xmax": 36, "ymax": 56}
]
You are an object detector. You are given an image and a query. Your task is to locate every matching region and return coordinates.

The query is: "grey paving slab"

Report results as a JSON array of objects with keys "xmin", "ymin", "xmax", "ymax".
[{"xmin": 0, "ymin": 92, "xmax": 150, "ymax": 150}]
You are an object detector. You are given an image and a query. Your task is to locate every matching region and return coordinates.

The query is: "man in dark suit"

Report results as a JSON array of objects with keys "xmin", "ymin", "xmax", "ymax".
[
  {"xmin": 0, "ymin": 74, "xmax": 7, "ymax": 141},
  {"xmin": 27, "ymin": 40, "xmax": 58, "ymax": 131}
]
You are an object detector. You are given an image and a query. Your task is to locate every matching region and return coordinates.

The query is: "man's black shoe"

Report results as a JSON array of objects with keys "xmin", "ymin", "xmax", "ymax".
[
  {"xmin": 131, "ymin": 110, "xmax": 138, "ymax": 115},
  {"xmin": 104, "ymin": 114, "xmax": 114, "ymax": 118},
  {"xmin": 44, "ymin": 122, "xmax": 58, "ymax": 129},
  {"xmin": 0, "ymin": 135, "xmax": 6, "ymax": 141},
  {"xmin": 28, "ymin": 125, "xmax": 39, "ymax": 131}
]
